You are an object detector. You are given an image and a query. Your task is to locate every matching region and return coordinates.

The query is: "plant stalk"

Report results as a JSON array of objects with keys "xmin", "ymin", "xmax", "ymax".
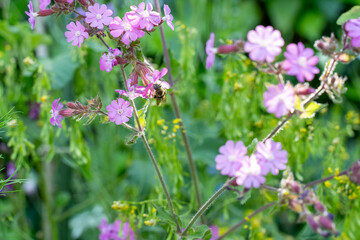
[{"xmin": 153, "ymin": 0, "xmax": 204, "ymax": 224}]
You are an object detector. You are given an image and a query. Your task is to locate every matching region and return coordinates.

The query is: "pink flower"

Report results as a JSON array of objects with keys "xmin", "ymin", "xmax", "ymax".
[
  {"xmin": 235, "ymin": 155, "xmax": 265, "ymax": 188},
  {"xmin": 85, "ymin": 3, "xmax": 113, "ymax": 29},
  {"xmin": 106, "ymin": 98, "xmax": 133, "ymax": 125},
  {"xmin": 215, "ymin": 140, "xmax": 248, "ymax": 177},
  {"xmin": 255, "ymin": 139, "xmax": 288, "ymax": 175},
  {"xmin": 141, "ymin": 68, "xmax": 170, "ymax": 98},
  {"xmin": 40, "ymin": 0, "xmax": 51, "ymax": 10},
  {"xmin": 65, "ymin": 21, "xmax": 89, "ymax": 47},
  {"xmin": 163, "ymin": 5, "xmax": 174, "ymax": 30},
  {"xmin": 100, "ymin": 48, "xmax": 122, "ymax": 73},
  {"xmin": 50, "ymin": 98, "xmax": 64, "ymax": 128},
  {"xmin": 116, "ymin": 79, "xmax": 143, "ymax": 100},
  {"xmin": 345, "ymin": 17, "xmax": 360, "ymax": 47},
  {"xmin": 206, "ymin": 33, "xmax": 216, "ymax": 69},
  {"xmin": 98, "ymin": 219, "xmax": 135, "ymax": 240},
  {"xmin": 282, "ymin": 42, "xmax": 319, "ymax": 82},
  {"xmin": 244, "ymin": 25, "xmax": 284, "ymax": 62},
  {"xmin": 25, "ymin": 1, "xmax": 38, "ymax": 30},
  {"xmin": 109, "ymin": 16, "xmax": 145, "ymax": 45},
  {"xmin": 126, "ymin": 2, "xmax": 161, "ymax": 31},
  {"xmin": 263, "ymin": 83, "xmax": 295, "ymax": 118}
]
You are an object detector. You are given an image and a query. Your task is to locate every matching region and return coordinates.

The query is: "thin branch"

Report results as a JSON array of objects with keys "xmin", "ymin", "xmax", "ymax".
[
  {"xmin": 305, "ymin": 170, "xmax": 348, "ymax": 188},
  {"xmin": 153, "ymin": 0, "xmax": 204, "ymax": 223},
  {"xmin": 119, "ymin": 65, "xmax": 181, "ymax": 233},
  {"xmin": 181, "ymin": 177, "xmax": 235, "ymax": 236},
  {"xmin": 216, "ymin": 201, "xmax": 277, "ymax": 240}
]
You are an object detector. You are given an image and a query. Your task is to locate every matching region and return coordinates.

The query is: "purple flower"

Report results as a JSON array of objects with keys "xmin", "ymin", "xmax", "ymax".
[
  {"xmin": 141, "ymin": 68, "xmax": 170, "ymax": 98},
  {"xmin": 50, "ymin": 98, "xmax": 64, "ymax": 128},
  {"xmin": 345, "ymin": 17, "xmax": 360, "ymax": 47},
  {"xmin": 205, "ymin": 33, "xmax": 216, "ymax": 69},
  {"xmin": 244, "ymin": 25, "xmax": 284, "ymax": 62},
  {"xmin": 40, "ymin": 0, "xmax": 51, "ymax": 10},
  {"xmin": 215, "ymin": 140, "xmax": 248, "ymax": 177},
  {"xmin": 100, "ymin": 48, "xmax": 122, "ymax": 73},
  {"xmin": 85, "ymin": 3, "xmax": 113, "ymax": 29},
  {"xmin": 209, "ymin": 225, "xmax": 219, "ymax": 240},
  {"xmin": 255, "ymin": 139, "xmax": 288, "ymax": 175},
  {"xmin": 98, "ymin": 219, "xmax": 135, "ymax": 240},
  {"xmin": 263, "ymin": 83, "xmax": 295, "ymax": 118},
  {"xmin": 106, "ymin": 99, "xmax": 133, "ymax": 125},
  {"xmin": 126, "ymin": 2, "xmax": 161, "ymax": 31},
  {"xmin": 115, "ymin": 79, "xmax": 143, "ymax": 100},
  {"xmin": 65, "ymin": 21, "xmax": 89, "ymax": 47},
  {"xmin": 163, "ymin": 5, "xmax": 174, "ymax": 30},
  {"xmin": 109, "ymin": 16, "xmax": 145, "ymax": 45},
  {"xmin": 235, "ymin": 155, "xmax": 265, "ymax": 188},
  {"xmin": 25, "ymin": 1, "xmax": 38, "ymax": 30},
  {"xmin": 6, "ymin": 163, "xmax": 16, "ymax": 178},
  {"xmin": 282, "ymin": 42, "xmax": 319, "ymax": 82}
]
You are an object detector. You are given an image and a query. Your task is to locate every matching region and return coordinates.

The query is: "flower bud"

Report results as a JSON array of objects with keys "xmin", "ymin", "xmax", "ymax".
[
  {"xmin": 217, "ymin": 45, "xmax": 239, "ymax": 54},
  {"xmin": 294, "ymin": 83, "xmax": 315, "ymax": 96},
  {"xmin": 307, "ymin": 215, "xmax": 319, "ymax": 231},
  {"xmin": 59, "ymin": 109, "xmax": 75, "ymax": 117},
  {"xmin": 314, "ymin": 200, "xmax": 325, "ymax": 213},
  {"xmin": 115, "ymin": 56, "xmax": 127, "ymax": 65},
  {"xmin": 54, "ymin": 0, "xmax": 69, "ymax": 3},
  {"xmin": 38, "ymin": 9, "xmax": 55, "ymax": 17},
  {"xmin": 314, "ymin": 33, "xmax": 337, "ymax": 56},
  {"xmin": 289, "ymin": 199, "xmax": 302, "ymax": 213},
  {"xmin": 229, "ymin": 178, "xmax": 238, "ymax": 187},
  {"xmin": 66, "ymin": 102, "xmax": 77, "ymax": 109},
  {"xmin": 336, "ymin": 52, "xmax": 354, "ymax": 64},
  {"xmin": 349, "ymin": 160, "xmax": 360, "ymax": 185},
  {"xmin": 318, "ymin": 216, "xmax": 336, "ymax": 232}
]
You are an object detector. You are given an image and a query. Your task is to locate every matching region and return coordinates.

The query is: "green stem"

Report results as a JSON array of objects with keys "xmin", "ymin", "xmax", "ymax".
[
  {"xmin": 216, "ymin": 201, "xmax": 277, "ymax": 240},
  {"xmin": 119, "ymin": 65, "xmax": 181, "ymax": 233},
  {"xmin": 153, "ymin": 0, "xmax": 204, "ymax": 224},
  {"xmin": 181, "ymin": 177, "xmax": 235, "ymax": 236}
]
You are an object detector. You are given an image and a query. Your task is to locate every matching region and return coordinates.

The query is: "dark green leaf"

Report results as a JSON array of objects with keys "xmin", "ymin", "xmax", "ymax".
[{"xmin": 337, "ymin": 6, "xmax": 360, "ymax": 25}]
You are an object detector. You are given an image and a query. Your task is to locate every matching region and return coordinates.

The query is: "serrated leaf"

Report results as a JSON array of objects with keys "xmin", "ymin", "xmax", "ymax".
[
  {"xmin": 299, "ymin": 101, "xmax": 323, "ymax": 119},
  {"xmin": 153, "ymin": 204, "xmax": 179, "ymax": 228},
  {"xmin": 186, "ymin": 225, "xmax": 211, "ymax": 239},
  {"xmin": 337, "ymin": 6, "xmax": 360, "ymax": 25},
  {"xmin": 240, "ymin": 188, "xmax": 252, "ymax": 205},
  {"xmin": 126, "ymin": 132, "xmax": 141, "ymax": 145}
]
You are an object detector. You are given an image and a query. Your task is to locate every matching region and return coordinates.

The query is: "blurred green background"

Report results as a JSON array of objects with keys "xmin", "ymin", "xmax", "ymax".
[{"xmin": 0, "ymin": 0, "xmax": 360, "ymax": 239}]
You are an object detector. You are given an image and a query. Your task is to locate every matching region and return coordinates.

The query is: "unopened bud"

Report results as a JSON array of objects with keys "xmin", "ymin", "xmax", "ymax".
[
  {"xmin": 307, "ymin": 215, "xmax": 319, "ymax": 231},
  {"xmin": 115, "ymin": 56, "xmax": 127, "ymax": 65},
  {"xmin": 349, "ymin": 160, "xmax": 360, "ymax": 185},
  {"xmin": 229, "ymin": 178, "xmax": 238, "ymax": 187},
  {"xmin": 66, "ymin": 102, "xmax": 77, "ymax": 109},
  {"xmin": 54, "ymin": 0, "xmax": 69, "ymax": 3},
  {"xmin": 289, "ymin": 199, "xmax": 302, "ymax": 213},
  {"xmin": 318, "ymin": 216, "xmax": 335, "ymax": 231},
  {"xmin": 314, "ymin": 33, "xmax": 337, "ymax": 56},
  {"xmin": 336, "ymin": 52, "xmax": 353, "ymax": 64},
  {"xmin": 217, "ymin": 45, "xmax": 239, "ymax": 54},
  {"xmin": 314, "ymin": 200, "xmax": 325, "ymax": 213},
  {"xmin": 38, "ymin": 9, "xmax": 55, "ymax": 17},
  {"xmin": 59, "ymin": 109, "xmax": 75, "ymax": 117},
  {"xmin": 295, "ymin": 83, "xmax": 315, "ymax": 96}
]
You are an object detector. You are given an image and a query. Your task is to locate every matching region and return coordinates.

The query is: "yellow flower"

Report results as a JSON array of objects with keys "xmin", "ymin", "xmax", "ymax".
[
  {"xmin": 172, "ymin": 118, "xmax": 181, "ymax": 124},
  {"xmin": 144, "ymin": 219, "xmax": 156, "ymax": 226}
]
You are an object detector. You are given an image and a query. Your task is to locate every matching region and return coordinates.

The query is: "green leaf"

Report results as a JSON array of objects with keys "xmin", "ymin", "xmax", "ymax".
[
  {"xmin": 336, "ymin": 6, "xmax": 360, "ymax": 25},
  {"xmin": 136, "ymin": 99, "xmax": 150, "ymax": 130},
  {"xmin": 153, "ymin": 205, "xmax": 180, "ymax": 228},
  {"xmin": 299, "ymin": 102, "xmax": 324, "ymax": 119},
  {"xmin": 186, "ymin": 225, "xmax": 211, "ymax": 240}
]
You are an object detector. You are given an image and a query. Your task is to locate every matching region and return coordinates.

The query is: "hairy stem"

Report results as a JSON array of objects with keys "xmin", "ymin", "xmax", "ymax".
[
  {"xmin": 305, "ymin": 170, "xmax": 348, "ymax": 188},
  {"xmin": 181, "ymin": 177, "xmax": 235, "ymax": 236},
  {"xmin": 153, "ymin": 0, "xmax": 204, "ymax": 224},
  {"xmin": 216, "ymin": 201, "xmax": 277, "ymax": 240},
  {"xmin": 119, "ymin": 65, "xmax": 181, "ymax": 232}
]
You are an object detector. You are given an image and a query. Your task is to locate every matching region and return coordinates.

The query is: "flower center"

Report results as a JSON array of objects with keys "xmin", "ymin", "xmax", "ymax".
[
  {"xmin": 118, "ymin": 109, "xmax": 123, "ymax": 115},
  {"xmin": 298, "ymin": 56, "xmax": 307, "ymax": 67},
  {"xmin": 96, "ymin": 14, "xmax": 102, "ymax": 20},
  {"xmin": 124, "ymin": 22, "xmax": 132, "ymax": 31},
  {"xmin": 75, "ymin": 31, "xmax": 81, "ymax": 37},
  {"xmin": 228, "ymin": 154, "xmax": 237, "ymax": 162},
  {"xmin": 141, "ymin": 11, "xmax": 150, "ymax": 18}
]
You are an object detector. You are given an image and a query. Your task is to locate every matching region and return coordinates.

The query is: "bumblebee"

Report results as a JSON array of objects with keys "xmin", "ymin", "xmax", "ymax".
[{"xmin": 153, "ymin": 83, "xmax": 167, "ymax": 106}]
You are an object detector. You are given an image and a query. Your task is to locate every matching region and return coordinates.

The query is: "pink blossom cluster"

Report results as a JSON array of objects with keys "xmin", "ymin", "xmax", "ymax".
[
  {"xmin": 98, "ymin": 219, "xmax": 135, "ymax": 240},
  {"xmin": 215, "ymin": 139, "xmax": 288, "ymax": 188}
]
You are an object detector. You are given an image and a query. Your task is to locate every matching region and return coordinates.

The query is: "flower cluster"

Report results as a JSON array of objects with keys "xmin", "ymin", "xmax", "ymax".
[
  {"xmin": 98, "ymin": 219, "xmax": 135, "ymax": 240},
  {"xmin": 279, "ymin": 171, "xmax": 339, "ymax": 238},
  {"xmin": 215, "ymin": 139, "xmax": 288, "ymax": 188}
]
